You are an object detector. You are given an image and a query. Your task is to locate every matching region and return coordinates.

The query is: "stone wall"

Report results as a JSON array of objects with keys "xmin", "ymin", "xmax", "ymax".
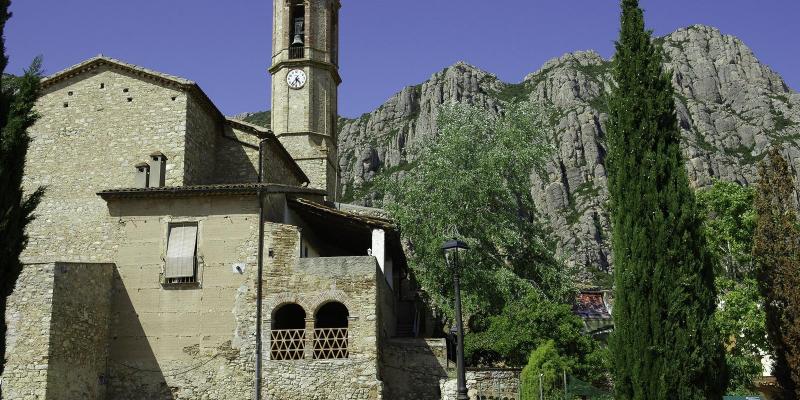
[
  {"xmin": 215, "ymin": 125, "xmax": 261, "ymax": 184},
  {"xmin": 22, "ymin": 66, "xmax": 188, "ymax": 264},
  {"xmin": 262, "ymin": 228, "xmax": 384, "ymax": 400},
  {"xmin": 381, "ymin": 338, "xmax": 449, "ymax": 400},
  {"xmin": 46, "ymin": 263, "xmax": 114, "ymax": 400},
  {"xmin": 2, "ymin": 263, "xmax": 114, "ymax": 400},
  {"xmin": 184, "ymin": 92, "xmax": 220, "ymax": 185},
  {"xmin": 2, "ymin": 264, "xmax": 56, "ymax": 400},
  {"xmin": 440, "ymin": 369, "xmax": 521, "ymax": 400},
  {"xmin": 105, "ymin": 196, "xmax": 261, "ymax": 399}
]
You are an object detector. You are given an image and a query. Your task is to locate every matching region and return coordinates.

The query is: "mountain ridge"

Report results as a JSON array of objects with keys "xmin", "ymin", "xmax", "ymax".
[{"xmin": 239, "ymin": 24, "xmax": 800, "ymax": 285}]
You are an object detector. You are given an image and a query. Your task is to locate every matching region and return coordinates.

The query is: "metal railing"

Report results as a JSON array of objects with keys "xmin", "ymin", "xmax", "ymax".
[
  {"xmin": 289, "ymin": 46, "xmax": 305, "ymax": 59},
  {"xmin": 270, "ymin": 329, "xmax": 306, "ymax": 360},
  {"xmin": 313, "ymin": 328, "xmax": 349, "ymax": 359}
]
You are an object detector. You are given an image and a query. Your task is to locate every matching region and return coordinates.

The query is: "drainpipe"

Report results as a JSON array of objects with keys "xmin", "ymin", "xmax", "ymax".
[{"xmin": 255, "ymin": 137, "xmax": 268, "ymax": 400}]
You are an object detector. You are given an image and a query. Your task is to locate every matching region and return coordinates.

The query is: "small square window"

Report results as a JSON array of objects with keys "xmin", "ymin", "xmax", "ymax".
[{"xmin": 164, "ymin": 223, "xmax": 198, "ymax": 285}]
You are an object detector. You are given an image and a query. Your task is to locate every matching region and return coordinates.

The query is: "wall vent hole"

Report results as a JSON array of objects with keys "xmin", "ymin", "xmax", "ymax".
[
  {"xmin": 127, "ymin": 97, "xmax": 133, "ymax": 102},
  {"xmin": 63, "ymin": 102, "xmax": 69, "ymax": 108},
  {"xmin": 123, "ymin": 88, "xmax": 129, "ymax": 93},
  {"xmin": 67, "ymin": 91, "xmax": 74, "ymax": 96},
  {"xmin": 171, "ymin": 96, "xmax": 177, "ymax": 101},
  {"xmin": 100, "ymin": 83, "xmax": 105, "ymax": 89}
]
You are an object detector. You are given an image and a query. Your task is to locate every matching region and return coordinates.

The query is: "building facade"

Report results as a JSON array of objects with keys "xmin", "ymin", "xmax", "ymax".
[{"xmin": 1, "ymin": 1, "xmax": 458, "ymax": 399}]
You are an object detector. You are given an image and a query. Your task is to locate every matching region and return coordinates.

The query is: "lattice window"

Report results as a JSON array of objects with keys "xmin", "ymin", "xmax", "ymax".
[
  {"xmin": 313, "ymin": 328, "xmax": 349, "ymax": 359},
  {"xmin": 270, "ymin": 329, "xmax": 306, "ymax": 360}
]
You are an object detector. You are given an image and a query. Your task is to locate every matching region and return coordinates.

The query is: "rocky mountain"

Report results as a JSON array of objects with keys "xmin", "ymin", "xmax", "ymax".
[
  {"xmin": 335, "ymin": 25, "xmax": 800, "ymax": 285},
  {"xmin": 243, "ymin": 25, "xmax": 800, "ymax": 285}
]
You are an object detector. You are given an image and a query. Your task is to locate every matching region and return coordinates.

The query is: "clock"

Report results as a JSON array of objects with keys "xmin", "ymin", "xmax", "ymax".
[{"xmin": 287, "ymin": 69, "xmax": 307, "ymax": 89}]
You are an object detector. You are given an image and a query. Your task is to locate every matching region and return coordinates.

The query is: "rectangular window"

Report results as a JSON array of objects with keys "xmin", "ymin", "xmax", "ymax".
[{"xmin": 165, "ymin": 223, "xmax": 198, "ymax": 284}]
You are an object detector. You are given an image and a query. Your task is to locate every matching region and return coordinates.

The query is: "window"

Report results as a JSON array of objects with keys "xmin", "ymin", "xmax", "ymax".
[
  {"xmin": 289, "ymin": 2, "xmax": 305, "ymax": 59},
  {"xmin": 313, "ymin": 302, "xmax": 349, "ymax": 359},
  {"xmin": 271, "ymin": 303, "xmax": 306, "ymax": 360},
  {"xmin": 164, "ymin": 223, "xmax": 198, "ymax": 284}
]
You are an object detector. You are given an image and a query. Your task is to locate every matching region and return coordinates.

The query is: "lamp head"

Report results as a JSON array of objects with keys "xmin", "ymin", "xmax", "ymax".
[{"xmin": 442, "ymin": 238, "xmax": 469, "ymax": 270}]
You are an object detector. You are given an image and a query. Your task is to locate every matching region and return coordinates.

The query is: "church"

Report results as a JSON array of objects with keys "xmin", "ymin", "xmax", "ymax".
[{"xmin": 0, "ymin": 1, "xmax": 500, "ymax": 399}]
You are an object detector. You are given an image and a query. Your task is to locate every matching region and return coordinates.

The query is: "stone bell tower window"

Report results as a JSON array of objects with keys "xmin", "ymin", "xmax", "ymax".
[{"xmin": 289, "ymin": 2, "xmax": 305, "ymax": 59}]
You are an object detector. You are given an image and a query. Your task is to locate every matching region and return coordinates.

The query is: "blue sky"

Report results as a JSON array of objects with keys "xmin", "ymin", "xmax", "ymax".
[{"xmin": 6, "ymin": 1, "xmax": 800, "ymax": 118}]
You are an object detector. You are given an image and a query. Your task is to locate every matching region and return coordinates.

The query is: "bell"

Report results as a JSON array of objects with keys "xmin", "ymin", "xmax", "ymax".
[{"xmin": 292, "ymin": 17, "xmax": 305, "ymax": 46}]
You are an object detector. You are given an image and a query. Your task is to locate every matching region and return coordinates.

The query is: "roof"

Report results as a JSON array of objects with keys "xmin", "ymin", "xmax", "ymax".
[
  {"xmin": 288, "ymin": 197, "xmax": 396, "ymax": 231},
  {"xmin": 98, "ymin": 183, "xmax": 325, "ymax": 200},
  {"xmin": 574, "ymin": 291, "xmax": 612, "ymax": 320}
]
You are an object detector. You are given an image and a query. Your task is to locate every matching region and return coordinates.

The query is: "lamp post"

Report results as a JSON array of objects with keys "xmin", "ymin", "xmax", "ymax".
[{"xmin": 443, "ymin": 238, "xmax": 469, "ymax": 400}]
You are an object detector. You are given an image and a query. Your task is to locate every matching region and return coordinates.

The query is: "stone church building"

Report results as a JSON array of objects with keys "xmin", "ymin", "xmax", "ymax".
[{"xmin": 0, "ymin": 1, "xmax": 486, "ymax": 399}]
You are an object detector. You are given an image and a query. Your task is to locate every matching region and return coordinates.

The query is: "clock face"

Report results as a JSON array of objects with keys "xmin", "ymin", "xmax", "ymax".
[{"xmin": 287, "ymin": 69, "xmax": 307, "ymax": 89}]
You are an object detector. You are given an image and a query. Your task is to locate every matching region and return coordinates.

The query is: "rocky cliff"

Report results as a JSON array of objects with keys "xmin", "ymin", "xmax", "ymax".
[{"xmin": 333, "ymin": 25, "xmax": 800, "ymax": 284}]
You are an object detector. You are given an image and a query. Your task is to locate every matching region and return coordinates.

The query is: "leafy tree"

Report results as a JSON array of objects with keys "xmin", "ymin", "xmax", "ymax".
[
  {"xmin": 0, "ymin": 0, "xmax": 44, "ymax": 380},
  {"xmin": 465, "ymin": 291, "xmax": 609, "ymax": 381},
  {"xmin": 374, "ymin": 101, "xmax": 609, "ymax": 378},
  {"xmin": 375, "ymin": 101, "xmax": 571, "ymax": 319},
  {"xmin": 520, "ymin": 340, "xmax": 571, "ymax": 400},
  {"xmin": 605, "ymin": 0, "xmax": 727, "ymax": 398},
  {"xmin": 696, "ymin": 181, "xmax": 757, "ymax": 279},
  {"xmin": 752, "ymin": 147, "xmax": 800, "ymax": 399},
  {"xmin": 698, "ymin": 181, "xmax": 768, "ymax": 394}
]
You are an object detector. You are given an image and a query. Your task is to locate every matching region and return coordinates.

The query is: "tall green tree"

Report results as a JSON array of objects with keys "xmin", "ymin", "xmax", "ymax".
[
  {"xmin": 752, "ymin": 148, "xmax": 800, "ymax": 399},
  {"xmin": 0, "ymin": 0, "xmax": 45, "ymax": 379},
  {"xmin": 698, "ymin": 181, "xmax": 769, "ymax": 395},
  {"xmin": 605, "ymin": 0, "xmax": 727, "ymax": 398}
]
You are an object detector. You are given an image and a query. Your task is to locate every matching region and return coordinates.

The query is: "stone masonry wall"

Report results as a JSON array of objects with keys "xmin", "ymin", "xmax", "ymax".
[
  {"xmin": 214, "ymin": 125, "xmax": 261, "ymax": 184},
  {"xmin": 2, "ymin": 264, "xmax": 56, "ymax": 400},
  {"xmin": 262, "ymin": 222, "xmax": 383, "ymax": 400},
  {"xmin": 214, "ymin": 123, "xmax": 307, "ymax": 187},
  {"xmin": 440, "ymin": 369, "xmax": 521, "ymax": 400},
  {"xmin": 22, "ymin": 66, "xmax": 188, "ymax": 264},
  {"xmin": 105, "ymin": 196, "xmax": 261, "ymax": 399},
  {"xmin": 46, "ymin": 263, "xmax": 114, "ymax": 400},
  {"xmin": 184, "ymin": 92, "xmax": 220, "ymax": 185},
  {"xmin": 382, "ymin": 338, "xmax": 449, "ymax": 400},
  {"xmin": 2, "ymin": 263, "xmax": 114, "ymax": 400}
]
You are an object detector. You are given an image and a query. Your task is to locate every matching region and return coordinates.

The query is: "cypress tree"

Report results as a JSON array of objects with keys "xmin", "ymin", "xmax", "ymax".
[
  {"xmin": 606, "ymin": 0, "xmax": 726, "ymax": 398},
  {"xmin": 752, "ymin": 147, "xmax": 800, "ymax": 399},
  {"xmin": 0, "ymin": 0, "xmax": 45, "ymax": 379}
]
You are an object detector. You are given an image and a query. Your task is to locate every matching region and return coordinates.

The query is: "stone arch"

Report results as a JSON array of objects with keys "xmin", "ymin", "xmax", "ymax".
[
  {"xmin": 307, "ymin": 290, "xmax": 355, "ymax": 315},
  {"xmin": 265, "ymin": 293, "xmax": 313, "ymax": 321}
]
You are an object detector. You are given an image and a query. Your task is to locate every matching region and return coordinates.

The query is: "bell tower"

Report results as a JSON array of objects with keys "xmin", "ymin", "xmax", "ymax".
[{"xmin": 270, "ymin": 0, "xmax": 341, "ymax": 199}]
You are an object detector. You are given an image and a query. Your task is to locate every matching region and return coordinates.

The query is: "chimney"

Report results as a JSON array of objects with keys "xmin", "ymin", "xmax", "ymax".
[
  {"xmin": 149, "ymin": 152, "xmax": 167, "ymax": 187},
  {"xmin": 135, "ymin": 162, "xmax": 150, "ymax": 188}
]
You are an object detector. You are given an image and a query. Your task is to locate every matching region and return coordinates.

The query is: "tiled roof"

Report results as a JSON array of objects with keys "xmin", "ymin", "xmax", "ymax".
[
  {"xmin": 574, "ymin": 291, "xmax": 612, "ymax": 320},
  {"xmin": 98, "ymin": 183, "xmax": 325, "ymax": 200},
  {"xmin": 288, "ymin": 197, "xmax": 396, "ymax": 231}
]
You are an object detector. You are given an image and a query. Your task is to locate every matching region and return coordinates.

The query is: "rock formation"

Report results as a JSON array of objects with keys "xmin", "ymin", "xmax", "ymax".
[{"xmin": 332, "ymin": 25, "xmax": 800, "ymax": 284}]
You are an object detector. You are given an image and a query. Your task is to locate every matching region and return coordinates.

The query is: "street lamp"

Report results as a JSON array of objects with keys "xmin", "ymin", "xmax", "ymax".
[{"xmin": 443, "ymin": 238, "xmax": 469, "ymax": 400}]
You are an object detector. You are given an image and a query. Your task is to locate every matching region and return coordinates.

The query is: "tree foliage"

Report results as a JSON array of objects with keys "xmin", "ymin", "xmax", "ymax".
[
  {"xmin": 0, "ymin": 0, "xmax": 45, "ymax": 380},
  {"xmin": 605, "ymin": 0, "xmax": 727, "ymax": 398},
  {"xmin": 376, "ymin": 101, "xmax": 571, "ymax": 318},
  {"xmin": 520, "ymin": 340, "xmax": 571, "ymax": 400},
  {"xmin": 698, "ymin": 181, "xmax": 769, "ymax": 395},
  {"xmin": 374, "ymin": 101, "xmax": 607, "ymax": 376},
  {"xmin": 752, "ymin": 147, "xmax": 800, "ymax": 399},
  {"xmin": 696, "ymin": 181, "xmax": 757, "ymax": 279}
]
